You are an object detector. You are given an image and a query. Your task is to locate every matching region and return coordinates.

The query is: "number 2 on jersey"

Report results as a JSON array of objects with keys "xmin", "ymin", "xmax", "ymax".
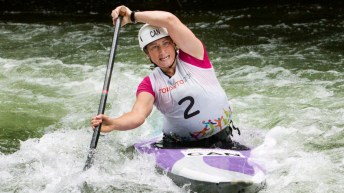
[{"xmin": 178, "ymin": 96, "xmax": 200, "ymax": 119}]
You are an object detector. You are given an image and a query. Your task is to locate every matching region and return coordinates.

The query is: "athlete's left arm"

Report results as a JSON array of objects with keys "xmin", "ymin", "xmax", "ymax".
[
  {"xmin": 135, "ymin": 11, "xmax": 204, "ymax": 60},
  {"xmin": 110, "ymin": 6, "xmax": 203, "ymax": 60}
]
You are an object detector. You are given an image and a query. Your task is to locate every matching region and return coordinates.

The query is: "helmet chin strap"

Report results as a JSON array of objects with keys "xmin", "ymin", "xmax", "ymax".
[{"xmin": 168, "ymin": 51, "xmax": 178, "ymax": 68}]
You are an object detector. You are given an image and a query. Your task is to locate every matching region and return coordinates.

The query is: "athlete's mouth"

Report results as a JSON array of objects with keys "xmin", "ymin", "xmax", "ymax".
[{"xmin": 160, "ymin": 55, "xmax": 170, "ymax": 61}]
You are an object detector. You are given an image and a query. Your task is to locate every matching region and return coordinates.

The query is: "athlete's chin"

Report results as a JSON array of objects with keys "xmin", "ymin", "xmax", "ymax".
[{"xmin": 158, "ymin": 61, "xmax": 173, "ymax": 68}]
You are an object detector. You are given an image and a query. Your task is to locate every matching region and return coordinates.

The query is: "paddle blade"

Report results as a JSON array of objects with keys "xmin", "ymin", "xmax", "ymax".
[{"xmin": 83, "ymin": 148, "xmax": 96, "ymax": 171}]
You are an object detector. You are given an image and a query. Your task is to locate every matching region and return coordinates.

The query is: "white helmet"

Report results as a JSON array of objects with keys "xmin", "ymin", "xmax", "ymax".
[{"xmin": 138, "ymin": 24, "xmax": 169, "ymax": 50}]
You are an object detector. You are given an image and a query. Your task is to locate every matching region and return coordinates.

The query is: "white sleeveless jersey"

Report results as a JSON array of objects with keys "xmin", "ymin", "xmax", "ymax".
[{"xmin": 148, "ymin": 50, "xmax": 232, "ymax": 142}]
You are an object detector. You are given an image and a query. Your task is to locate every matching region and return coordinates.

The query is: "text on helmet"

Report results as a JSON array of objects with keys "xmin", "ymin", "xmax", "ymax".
[{"xmin": 150, "ymin": 29, "xmax": 161, "ymax": 37}]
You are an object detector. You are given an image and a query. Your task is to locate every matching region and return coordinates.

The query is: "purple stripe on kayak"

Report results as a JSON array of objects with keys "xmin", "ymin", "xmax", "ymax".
[
  {"xmin": 134, "ymin": 137, "xmax": 261, "ymax": 175},
  {"xmin": 134, "ymin": 138, "xmax": 185, "ymax": 172},
  {"xmin": 155, "ymin": 149, "xmax": 184, "ymax": 172},
  {"xmin": 203, "ymin": 152, "xmax": 255, "ymax": 175}
]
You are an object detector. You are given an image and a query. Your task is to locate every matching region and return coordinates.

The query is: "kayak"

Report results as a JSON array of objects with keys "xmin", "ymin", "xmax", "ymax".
[{"xmin": 134, "ymin": 136, "xmax": 266, "ymax": 193}]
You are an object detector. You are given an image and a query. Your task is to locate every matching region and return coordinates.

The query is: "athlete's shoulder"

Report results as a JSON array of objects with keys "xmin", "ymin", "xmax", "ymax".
[
  {"xmin": 178, "ymin": 44, "xmax": 212, "ymax": 69},
  {"xmin": 136, "ymin": 76, "xmax": 154, "ymax": 97}
]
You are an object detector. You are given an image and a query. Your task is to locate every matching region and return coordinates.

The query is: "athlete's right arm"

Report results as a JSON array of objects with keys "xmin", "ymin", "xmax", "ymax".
[{"xmin": 91, "ymin": 92, "xmax": 154, "ymax": 132}]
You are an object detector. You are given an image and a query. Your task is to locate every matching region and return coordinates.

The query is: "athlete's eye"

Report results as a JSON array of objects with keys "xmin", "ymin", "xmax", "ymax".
[
  {"xmin": 148, "ymin": 45, "xmax": 159, "ymax": 52},
  {"xmin": 148, "ymin": 41, "xmax": 172, "ymax": 52},
  {"xmin": 162, "ymin": 41, "xmax": 172, "ymax": 47}
]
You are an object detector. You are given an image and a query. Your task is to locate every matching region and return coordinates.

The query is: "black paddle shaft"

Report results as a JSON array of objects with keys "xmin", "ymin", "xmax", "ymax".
[{"xmin": 83, "ymin": 17, "xmax": 122, "ymax": 171}]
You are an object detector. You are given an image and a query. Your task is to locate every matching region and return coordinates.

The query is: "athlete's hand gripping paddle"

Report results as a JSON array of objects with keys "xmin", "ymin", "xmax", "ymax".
[{"xmin": 83, "ymin": 17, "xmax": 122, "ymax": 171}]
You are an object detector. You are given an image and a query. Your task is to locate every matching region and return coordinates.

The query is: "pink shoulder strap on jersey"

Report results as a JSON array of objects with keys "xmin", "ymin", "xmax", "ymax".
[
  {"xmin": 179, "ymin": 45, "xmax": 212, "ymax": 69},
  {"xmin": 136, "ymin": 76, "xmax": 155, "ymax": 97}
]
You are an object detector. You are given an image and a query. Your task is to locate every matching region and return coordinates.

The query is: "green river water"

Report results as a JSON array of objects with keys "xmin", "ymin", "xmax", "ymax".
[{"xmin": 0, "ymin": 4, "xmax": 343, "ymax": 193}]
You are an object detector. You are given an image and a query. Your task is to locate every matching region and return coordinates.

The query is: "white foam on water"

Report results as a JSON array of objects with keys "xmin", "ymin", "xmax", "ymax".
[
  {"xmin": 224, "ymin": 63, "xmax": 344, "ymax": 193},
  {"xmin": 0, "ymin": 55, "xmax": 176, "ymax": 192},
  {"xmin": 1, "ymin": 53, "xmax": 188, "ymax": 192},
  {"xmin": 0, "ymin": 128, "xmax": 186, "ymax": 193},
  {"xmin": 251, "ymin": 126, "xmax": 344, "ymax": 193}
]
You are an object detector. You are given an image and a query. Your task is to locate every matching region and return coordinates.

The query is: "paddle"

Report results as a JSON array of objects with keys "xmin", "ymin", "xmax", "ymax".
[{"xmin": 83, "ymin": 16, "xmax": 122, "ymax": 171}]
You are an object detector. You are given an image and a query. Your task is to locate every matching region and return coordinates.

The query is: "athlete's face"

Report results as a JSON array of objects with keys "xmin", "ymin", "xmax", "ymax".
[{"xmin": 146, "ymin": 37, "xmax": 176, "ymax": 69}]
